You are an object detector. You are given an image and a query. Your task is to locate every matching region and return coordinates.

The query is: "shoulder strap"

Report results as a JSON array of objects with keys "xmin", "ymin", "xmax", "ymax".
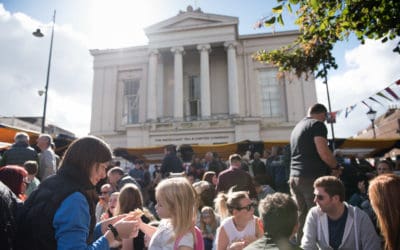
[
  {"xmin": 353, "ymin": 206, "xmax": 359, "ymax": 250},
  {"xmin": 173, "ymin": 226, "xmax": 205, "ymax": 250},
  {"xmin": 194, "ymin": 226, "xmax": 205, "ymax": 250},
  {"xmin": 173, "ymin": 234, "xmax": 183, "ymax": 250}
]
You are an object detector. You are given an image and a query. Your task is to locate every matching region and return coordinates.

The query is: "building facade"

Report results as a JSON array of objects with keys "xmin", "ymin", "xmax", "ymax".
[{"xmin": 90, "ymin": 6, "xmax": 317, "ymax": 148}]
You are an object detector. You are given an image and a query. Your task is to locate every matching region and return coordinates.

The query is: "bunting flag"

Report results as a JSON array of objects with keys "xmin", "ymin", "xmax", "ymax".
[
  {"xmin": 385, "ymin": 86, "xmax": 400, "ymax": 100},
  {"xmin": 332, "ymin": 79, "xmax": 400, "ymax": 120},
  {"xmin": 376, "ymin": 92, "xmax": 393, "ymax": 102},
  {"xmin": 362, "ymin": 101, "xmax": 371, "ymax": 109},
  {"xmin": 369, "ymin": 97, "xmax": 385, "ymax": 106},
  {"xmin": 345, "ymin": 105, "xmax": 356, "ymax": 118},
  {"xmin": 327, "ymin": 111, "xmax": 337, "ymax": 124}
]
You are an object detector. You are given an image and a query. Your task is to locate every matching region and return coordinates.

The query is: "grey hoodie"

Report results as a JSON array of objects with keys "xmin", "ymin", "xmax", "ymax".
[{"xmin": 301, "ymin": 203, "xmax": 381, "ymax": 250}]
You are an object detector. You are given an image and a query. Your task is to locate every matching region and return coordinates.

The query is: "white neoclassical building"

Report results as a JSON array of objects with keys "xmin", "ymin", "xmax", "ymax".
[{"xmin": 90, "ymin": 6, "xmax": 317, "ymax": 148}]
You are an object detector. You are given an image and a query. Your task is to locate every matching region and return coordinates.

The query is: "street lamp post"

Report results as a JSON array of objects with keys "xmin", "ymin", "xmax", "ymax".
[
  {"xmin": 322, "ymin": 62, "xmax": 336, "ymax": 150},
  {"xmin": 33, "ymin": 10, "xmax": 56, "ymax": 133},
  {"xmin": 366, "ymin": 108, "xmax": 377, "ymax": 139}
]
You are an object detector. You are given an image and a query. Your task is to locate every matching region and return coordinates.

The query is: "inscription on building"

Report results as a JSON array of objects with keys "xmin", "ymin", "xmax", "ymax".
[{"xmin": 151, "ymin": 135, "xmax": 231, "ymax": 144}]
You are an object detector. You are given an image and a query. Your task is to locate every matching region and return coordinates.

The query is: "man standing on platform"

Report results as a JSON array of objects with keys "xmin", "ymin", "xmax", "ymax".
[{"xmin": 289, "ymin": 103, "xmax": 341, "ymax": 240}]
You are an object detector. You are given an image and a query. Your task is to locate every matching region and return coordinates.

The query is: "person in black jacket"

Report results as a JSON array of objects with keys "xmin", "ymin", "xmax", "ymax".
[
  {"xmin": 0, "ymin": 180, "xmax": 21, "ymax": 250},
  {"xmin": 16, "ymin": 136, "xmax": 139, "ymax": 250},
  {"xmin": 160, "ymin": 144, "xmax": 183, "ymax": 178},
  {"xmin": 0, "ymin": 132, "xmax": 37, "ymax": 167}
]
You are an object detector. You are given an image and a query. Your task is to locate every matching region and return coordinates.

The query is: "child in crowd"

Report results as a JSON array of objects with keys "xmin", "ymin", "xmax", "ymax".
[
  {"xmin": 23, "ymin": 160, "xmax": 41, "ymax": 197},
  {"xmin": 115, "ymin": 183, "xmax": 154, "ymax": 250},
  {"xmin": 138, "ymin": 177, "xmax": 202, "ymax": 250},
  {"xmin": 199, "ymin": 206, "xmax": 220, "ymax": 250},
  {"xmin": 101, "ymin": 191, "xmax": 119, "ymax": 220}
]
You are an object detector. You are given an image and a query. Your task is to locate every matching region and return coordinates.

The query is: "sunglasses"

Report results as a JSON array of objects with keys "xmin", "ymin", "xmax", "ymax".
[{"xmin": 236, "ymin": 202, "xmax": 256, "ymax": 211}]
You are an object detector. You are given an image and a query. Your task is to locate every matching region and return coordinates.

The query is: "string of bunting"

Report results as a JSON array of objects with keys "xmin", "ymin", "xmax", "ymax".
[{"xmin": 327, "ymin": 79, "xmax": 400, "ymax": 123}]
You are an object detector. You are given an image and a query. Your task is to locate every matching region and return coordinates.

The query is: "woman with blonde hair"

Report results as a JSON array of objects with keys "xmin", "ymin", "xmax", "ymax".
[
  {"xmin": 214, "ymin": 189, "xmax": 263, "ymax": 250},
  {"xmin": 369, "ymin": 174, "xmax": 400, "ymax": 250},
  {"xmin": 137, "ymin": 177, "xmax": 202, "ymax": 249}
]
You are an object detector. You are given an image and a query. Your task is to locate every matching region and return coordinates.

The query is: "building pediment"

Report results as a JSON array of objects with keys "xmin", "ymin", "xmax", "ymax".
[{"xmin": 145, "ymin": 6, "xmax": 238, "ymax": 35}]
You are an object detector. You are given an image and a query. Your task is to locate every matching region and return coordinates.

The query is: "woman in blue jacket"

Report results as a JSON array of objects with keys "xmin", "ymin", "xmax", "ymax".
[{"xmin": 17, "ymin": 136, "xmax": 139, "ymax": 250}]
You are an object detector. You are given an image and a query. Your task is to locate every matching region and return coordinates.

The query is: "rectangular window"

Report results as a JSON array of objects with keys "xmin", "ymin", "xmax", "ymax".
[
  {"xmin": 258, "ymin": 69, "xmax": 282, "ymax": 117},
  {"xmin": 188, "ymin": 75, "xmax": 200, "ymax": 119},
  {"xmin": 123, "ymin": 79, "xmax": 140, "ymax": 124}
]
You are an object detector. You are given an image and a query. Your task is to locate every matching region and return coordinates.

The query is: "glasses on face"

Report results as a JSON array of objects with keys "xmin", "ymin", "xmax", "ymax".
[{"xmin": 236, "ymin": 202, "xmax": 256, "ymax": 211}]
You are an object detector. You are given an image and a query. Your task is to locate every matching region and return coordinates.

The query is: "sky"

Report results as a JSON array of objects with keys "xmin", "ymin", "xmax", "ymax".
[{"xmin": 0, "ymin": 0, "xmax": 399, "ymax": 138}]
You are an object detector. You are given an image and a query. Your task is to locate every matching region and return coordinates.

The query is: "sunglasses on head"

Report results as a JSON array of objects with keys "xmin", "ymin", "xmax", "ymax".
[{"xmin": 236, "ymin": 202, "xmax": 256, "ymax": 211}]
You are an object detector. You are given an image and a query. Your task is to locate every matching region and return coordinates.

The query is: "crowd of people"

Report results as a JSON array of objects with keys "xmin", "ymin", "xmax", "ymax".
[{"xmin": 0, "ymin": 103, "xmax": 399, "ymax": 250}]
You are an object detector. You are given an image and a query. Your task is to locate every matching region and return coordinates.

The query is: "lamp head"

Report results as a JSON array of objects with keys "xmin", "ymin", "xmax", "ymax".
[
  {"xmin": 33, "ymin": 28, "xmax": 44, "ymax": 37},
  {"xmin": 366, "ymin": 108, "xmax": 377, "ymax": 121},
  {"xmin": 38, "ymin": 90, "xmax": 45, "ymax": 96}
]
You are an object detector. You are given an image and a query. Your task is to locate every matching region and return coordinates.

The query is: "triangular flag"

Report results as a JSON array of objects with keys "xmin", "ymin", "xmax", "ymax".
[
  {"xmin": 362, "ymin": 101, "xmax": 370, "ymax": 108},
  {"xmin": 396, "ymin": 79, "xmax": 400, "ymax": 85},
  {"xmin": 369, "ymin": 97, "xmax": 384, "ymax": 106},
  {"xmin": 327, "ymin": 111, "xmax": 337, "ymax": 124},
  {"xmin": 377, "ymin": 92, "xmax": 393, "ymax": 102},
  {"xmin": 385, "ymin": 87, "xmax": 400, "ymax": 100},
  {"xmin": 345, "ymin": 104, "xmax": 356, "ymax": 118}
]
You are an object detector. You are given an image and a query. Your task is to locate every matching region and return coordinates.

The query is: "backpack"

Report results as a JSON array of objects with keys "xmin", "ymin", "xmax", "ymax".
[
  {"xmin": 174, "ymin": 226, "xmax": 205, "ymax": 250},
  {"xmin": 0, "ymin": 181, "xmax": 19, "ymax": 250}
]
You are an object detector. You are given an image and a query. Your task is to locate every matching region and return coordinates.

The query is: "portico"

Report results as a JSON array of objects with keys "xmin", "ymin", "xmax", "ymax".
[{"xmin": 90, "ymin": 6, "xmax": 317, "ymax": 148}]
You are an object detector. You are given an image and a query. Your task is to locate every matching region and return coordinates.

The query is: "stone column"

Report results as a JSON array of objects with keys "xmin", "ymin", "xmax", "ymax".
[
  {"xmin": 197, "ymin": 44, "xmax": 211, "ymax": 118},
  {"xmin": 171, "ymin": 46, "xmax": 184, "ymax": 120},
  {"xmin": 224, "ymin": 41, "xmax": 239, "ymax": 116},
  {"xmin": 156, "ymin": 60, "xmax": 164, "ymax": 119},
  {"xmin": 147, "ymin": 49, "xmax": 158, "ymax": 121}
]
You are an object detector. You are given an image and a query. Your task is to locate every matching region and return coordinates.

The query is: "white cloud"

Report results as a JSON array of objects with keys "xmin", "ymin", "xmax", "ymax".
[
  {"xmin": 0, "ymin": 4, "xmax": 92, "ymax": 136},
  {"xmin": 317, "ymin": 38, "xmax": 400, "ymax": 138}
]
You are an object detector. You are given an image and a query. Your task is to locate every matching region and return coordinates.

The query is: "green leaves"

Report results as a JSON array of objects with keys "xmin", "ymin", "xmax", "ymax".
[
  {"xmin": 254, "ymin": 0, "xmax": 400, "ymax": 79},
  {"xmin": 272, "ymin": 5, "xmax": 283, "ymax": 14},
  {"xmin": 264, "ymin": 16, "xmax": 276, "ymax": 27}
]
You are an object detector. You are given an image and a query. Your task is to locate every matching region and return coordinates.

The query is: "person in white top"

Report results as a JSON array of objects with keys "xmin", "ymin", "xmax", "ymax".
[{"xmin": 214, "ymin": 189, "xmax": 264, "ymax": 250}]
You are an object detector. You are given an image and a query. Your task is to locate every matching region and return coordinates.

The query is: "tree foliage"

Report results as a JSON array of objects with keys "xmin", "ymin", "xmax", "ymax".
[{"xmin": 254, "ymin": 0, "xmax": 400, "ymax": 79}]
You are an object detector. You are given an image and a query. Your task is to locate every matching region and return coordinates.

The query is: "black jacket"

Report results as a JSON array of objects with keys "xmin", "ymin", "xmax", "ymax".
[
  {"xmin": 161, "ymin": 153, "xmax": 183, "ymax": 177},
  {"xmin": 0, "ymin": 181, "xmax": 21, "ymax": 250},
  {"xmin": 16, "ymin": 166, "xmax": 96, "ymax": 250},
  {"xmin": 0, "ymin": 142, "xmax": 38, "ymax": 166}
]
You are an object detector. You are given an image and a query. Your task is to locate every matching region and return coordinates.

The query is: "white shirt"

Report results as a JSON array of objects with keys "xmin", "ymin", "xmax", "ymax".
[{"xmin": 149, "ymin": 219, "xmax": 194, "ymax": 250}]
